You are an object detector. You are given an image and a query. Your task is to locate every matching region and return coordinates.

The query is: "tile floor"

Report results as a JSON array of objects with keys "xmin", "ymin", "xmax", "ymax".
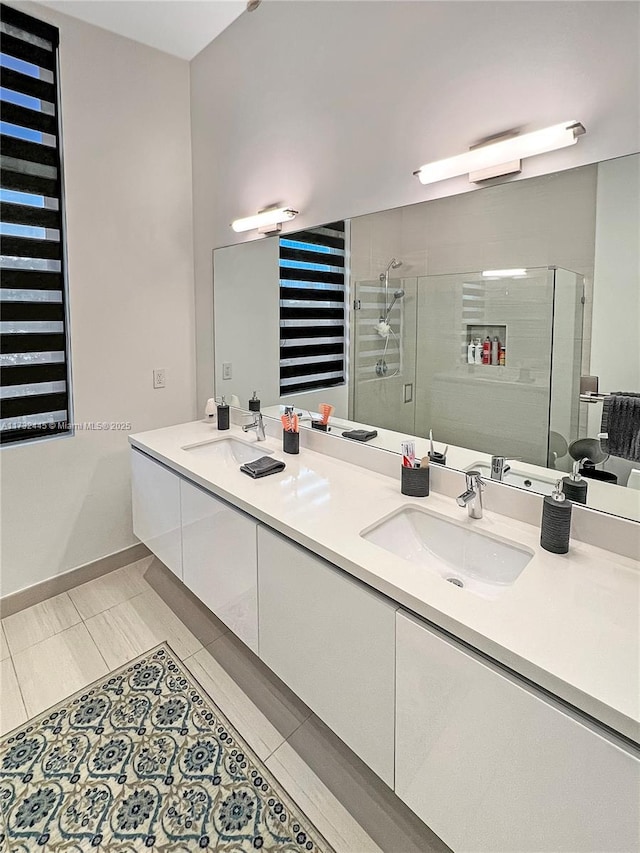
[{"xmin": 0, "ymin": 556, "xmax": 450, "ymax": 853}]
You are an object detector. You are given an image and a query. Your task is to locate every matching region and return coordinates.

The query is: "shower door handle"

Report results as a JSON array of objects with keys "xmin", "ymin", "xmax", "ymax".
[{"xmin": 403, "ymin": 383, "xmax": 413, "ymax": 404}]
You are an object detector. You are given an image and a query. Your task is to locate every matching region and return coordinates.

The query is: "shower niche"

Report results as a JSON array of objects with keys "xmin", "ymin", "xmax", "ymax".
[{"xmin": 465, "ymin": 325, "xmax": 508, "ymax": 366}]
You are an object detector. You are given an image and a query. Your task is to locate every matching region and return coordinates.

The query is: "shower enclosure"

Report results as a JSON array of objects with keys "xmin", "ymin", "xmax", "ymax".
[{"xmin": 351, "ymin": 267, "xmax": 584, "ymax": 469}]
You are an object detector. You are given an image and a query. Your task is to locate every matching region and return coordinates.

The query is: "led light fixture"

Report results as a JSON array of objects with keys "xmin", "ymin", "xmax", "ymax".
[
  {"xmin": 414, "ymin": 121, "xmax": 586, "ymax": 185},
  {"xmin": 231, "ymin": 207, "xmax": 298, "ymax": 234},
  {"xmin": 482, "ymin": 269, "xmax": 527, "ymax": 278}
]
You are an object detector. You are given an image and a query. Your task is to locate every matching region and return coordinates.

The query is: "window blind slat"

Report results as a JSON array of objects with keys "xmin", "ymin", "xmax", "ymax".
[
  {"xmin": 0, "ymin": 300, "xmax": 64, "ymax": 321},
  {"xmin": 1, "ymin": 390, "xmax": 67, "ymax": 418},
  {"xmin": 0, "ymin": 31, "xmax": 55, "ymax": 70},
  {"xmin": 0, "ymin": 65, "xmax": 55, "ymax": 100},
  {"xmin": 0, "ymin": 164, "xmax": 57, "ymax": 196},
  {"xmin": 279, "ymin": 266, "xmax": 343, "ymax": 286},
  {"xmin": 1, "ymin": 331, "xmax": 65, "ymax": 353},
  {"xmin": 280, "ymin": 246, "xmax": 345, "ymax": 268},
  {"xmin": 0, "ymin": 233, "xmax": 60, "ymax": 259},
  {"xmin": 1, "ymin": 361, "xmax": 66, "ymax": 384},
  {"xmin": 0, "ymin": 100, "xmax": 57, "ymax": 135},
  {"xmin": 0, "ymin": 268, "xmax": 61, "ymax": 289},
  {"xmin": 0, "ymin": 201, "xmax": 60, "ymax": 228},
  {"xmin": 0, "ymin": 133, "xmax": 58, "ymax": 167}
]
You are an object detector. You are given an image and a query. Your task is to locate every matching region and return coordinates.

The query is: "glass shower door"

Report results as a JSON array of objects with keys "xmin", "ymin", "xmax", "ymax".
[{"xmin": 350, "ymin": 277, "xmax": 418, "ymax": 434}]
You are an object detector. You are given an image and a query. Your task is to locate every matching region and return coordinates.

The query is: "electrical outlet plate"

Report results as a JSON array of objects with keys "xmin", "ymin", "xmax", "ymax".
[
  {"xmin": 222, "ymin": 362, "xmax": 232, "ymax": 380},
  {"xmin": 153, "ymin": 368, "xmax": 166, "ymax": 389}
]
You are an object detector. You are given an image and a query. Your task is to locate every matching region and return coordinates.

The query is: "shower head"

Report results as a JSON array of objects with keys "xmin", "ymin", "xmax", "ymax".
[
  {"xmin": 393, "ymin": 288, "xmax": 405, "ymax": 299},
  {"xmin": 387, "ymin": 258, "xmax": 402, "ymax": 272}
]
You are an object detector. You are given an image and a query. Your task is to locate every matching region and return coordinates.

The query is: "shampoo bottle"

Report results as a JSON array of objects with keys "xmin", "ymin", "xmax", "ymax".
[
  {"xmin": 474, "ymin": 338, "xmax": 482, "ymax": 364},
  {"xmin": 467, "ymin": 340, "xmax": 475, "ymax": 364},
  {"xmin": 491, "ymin": 336, "xmax": 499, "ymax": 365},
  {"xmin": 482, "ymin": 336, "xmax": 491, "ymax": 364},
  {"xmin": 540, "ymin": 481, "xmax": 572, "ymax": 554}
]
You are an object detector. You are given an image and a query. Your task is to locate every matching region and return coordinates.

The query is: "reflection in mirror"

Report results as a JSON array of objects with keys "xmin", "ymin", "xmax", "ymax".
[{"xmin": 213, "ymin": 153, "xmax": 639, "ymax": 522}]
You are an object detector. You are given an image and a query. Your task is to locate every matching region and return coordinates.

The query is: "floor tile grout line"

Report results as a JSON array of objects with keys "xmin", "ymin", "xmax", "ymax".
[{"xmin": 6, "ymin": 655, "xmax": 29, "ymax": 725}]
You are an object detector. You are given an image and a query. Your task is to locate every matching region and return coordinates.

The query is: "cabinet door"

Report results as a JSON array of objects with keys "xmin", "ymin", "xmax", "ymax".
[
  {"xmin": 181, "ymin": 480, "xmax": 258, "ymax": 653},
  {"xmin": 258, "ymin": 527, "xmax": 396, "ymax": 786},
  {"xmin": 395, "ymin": 609, "xmax": 640, "ymax": 853},
  {"xmin": 131, "ymin": 449, "xmax": 182, "ymax": 577}
]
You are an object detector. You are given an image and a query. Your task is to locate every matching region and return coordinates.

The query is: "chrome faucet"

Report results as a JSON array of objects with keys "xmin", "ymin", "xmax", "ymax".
[
  {"xmin": 242, "ymin": 412, "xmax": 266, "ymax": 441},
  {"xmin": 457, "ymin": 470, "xmax": 484, "ymax": 519},
  {"xmin": 490, "ymin": 455, "xmax": 511, "ymax": 482}
]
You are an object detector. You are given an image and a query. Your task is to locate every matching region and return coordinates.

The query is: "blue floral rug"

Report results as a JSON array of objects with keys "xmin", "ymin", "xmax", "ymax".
[{"xmin": 0, "ymin": 643, "xmax": 334, "ymax": 851}]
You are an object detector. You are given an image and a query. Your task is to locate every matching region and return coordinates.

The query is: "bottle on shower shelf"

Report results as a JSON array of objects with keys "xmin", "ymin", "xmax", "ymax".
[
  {"xmin": 482, "ymin": 336, "xmax": 492, "ymax": 364},
  {"xmin": 474, "ymin": 338, "xmax": 482, "ymax": 364},
  {"xmin": 467, "ymin": 339, "xmax": 476, "ymax": 364},
  {"xmin": 491, "ymin": 336, "xmax": 499, "ymax": 365}
]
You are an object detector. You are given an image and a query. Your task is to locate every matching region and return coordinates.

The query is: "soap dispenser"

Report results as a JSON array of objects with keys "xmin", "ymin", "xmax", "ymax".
[
  {"xmin": 248, "ymin": 391, "xmax": 261, "ymax": 412},
  {"xmin": 562, "ymin": 460, "xmax": 588, "ymax": 505},
  {"xmin": 203, "ymin": 397, "xmax": 216, "ymax": 424},
  {"xmin": 540, "ymin": 480, "xmax": 572, "ymax": 554},
  {"xmin": 217, "ymin": 396, "xmax": 230, "ymax": 430}
]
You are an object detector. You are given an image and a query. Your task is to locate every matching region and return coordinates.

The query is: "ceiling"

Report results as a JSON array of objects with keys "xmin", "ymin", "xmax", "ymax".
[{"xmin": 41, "ymin": 1, "xmax": 247, "ymax": 60}]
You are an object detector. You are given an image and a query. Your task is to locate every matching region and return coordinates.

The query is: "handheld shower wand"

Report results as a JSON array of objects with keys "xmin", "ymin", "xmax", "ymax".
[
  {"xmin": 384, "ymin": 288, "xmax": 405, "ymax": 322},
  {"xmin": 379, "ymin": 258, "xmax": 403, "ymax": 319}
]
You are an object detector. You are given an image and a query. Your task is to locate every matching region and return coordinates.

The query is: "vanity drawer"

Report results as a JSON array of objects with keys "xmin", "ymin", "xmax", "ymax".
[
  {"xmin": 395, "ymin": 609, "xmax": 640, "ymax": 853},
  {"xmin": 257, "ymin": 527, "xmax": 397, "ymax": 786},
  {"xmin": 181, "ymin": 480, "xmax": 258, "ymax": 653},
  {"xmin": 131, "ymin": 449, "xmax": 182, "ymax": 578}
]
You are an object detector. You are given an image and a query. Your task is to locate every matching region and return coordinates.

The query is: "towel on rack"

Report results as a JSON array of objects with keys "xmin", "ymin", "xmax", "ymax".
[{"xmin": 600, "ymin": 392, "xmax": 640, "ymax": 462}]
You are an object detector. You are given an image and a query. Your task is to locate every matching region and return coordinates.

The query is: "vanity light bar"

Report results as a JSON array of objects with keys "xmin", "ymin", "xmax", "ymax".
[
  {"xmin": 414, "ymin": 121, "xmax": 586, "ymax": 185},
  {"xmin": 231, "ymin": 207, "xmax": 299, "ymax": 233},
  {"xmin": 482, "ymin": 269, "xmax": 527, "ymax": 278}
]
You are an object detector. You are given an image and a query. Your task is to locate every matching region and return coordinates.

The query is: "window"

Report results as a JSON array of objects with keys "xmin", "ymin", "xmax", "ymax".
[
  {"xmin": 279, "ymin": 221, "xmax": 346, "ymax": 396},
  {"xmin": 0, "ymin": 3, "xmax": 70, "ymax": 445}
]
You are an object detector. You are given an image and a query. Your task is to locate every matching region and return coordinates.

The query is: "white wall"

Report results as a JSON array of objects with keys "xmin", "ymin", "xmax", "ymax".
[
  {"xmin": 0, "ymin": 4, "xmax": 196, "ymax": 596},
  {"xmin": 191, "ymin": 0, "xmax": 640, "ymax": 411}
]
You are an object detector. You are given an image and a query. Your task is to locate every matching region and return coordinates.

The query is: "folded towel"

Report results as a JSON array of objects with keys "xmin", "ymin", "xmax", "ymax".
[
  {"xmin": 240, "ymin": 456, "xmax": 286, "ymax": 479},
  {"xmin": 341, "ymin": 429, "xmax": 378, "ymax": 442},
  {"xmin": 600, "ymin": 393, "xmax": 640, "ymax": 462}
]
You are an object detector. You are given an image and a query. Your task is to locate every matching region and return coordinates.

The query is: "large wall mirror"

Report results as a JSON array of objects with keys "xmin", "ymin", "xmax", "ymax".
[{"xmin": 213, "ymin": 153, "xmax": 640, "ymax": 523}]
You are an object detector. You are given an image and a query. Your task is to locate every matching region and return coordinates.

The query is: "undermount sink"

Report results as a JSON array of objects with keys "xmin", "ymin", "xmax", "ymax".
[
  {"xmin": 468, "ymin": 463, "xmax": 557, "ymax": 496},
  {"xmin": 361, "ymin": 507, "xmax": 533, "ymax": 599},
  {"xmin": 182, "ymin": 437, "xmax": 273, "ymax": 465}
]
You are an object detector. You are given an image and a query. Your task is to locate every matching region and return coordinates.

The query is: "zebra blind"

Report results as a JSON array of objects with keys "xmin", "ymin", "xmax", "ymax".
[
  {"xmin": 1, "ymin": 3, "xmax": 70, "ymax": 445},
  {"xmin": 279, "ymin": 221, "xmax": 346, "ymax": 395}
]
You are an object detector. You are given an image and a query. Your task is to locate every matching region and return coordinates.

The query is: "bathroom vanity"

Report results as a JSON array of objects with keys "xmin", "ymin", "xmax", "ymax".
[{"xmin": 130, "ymin": 421, "xmax": 640, "ymax": 853}]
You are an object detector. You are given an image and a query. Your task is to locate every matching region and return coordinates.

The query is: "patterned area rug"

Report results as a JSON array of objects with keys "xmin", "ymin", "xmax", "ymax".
[{"xmin": 0, "ymin": 643, "xmax": 334, "ymax": 851}]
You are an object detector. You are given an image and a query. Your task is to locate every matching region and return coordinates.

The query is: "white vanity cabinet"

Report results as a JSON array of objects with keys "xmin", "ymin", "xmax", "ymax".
[
  {"xmin": 395, "ymin": 609, "xmax": 640, "ymax": 853},
  {"xmin": 181, "ymin": 480, "xmax": 259, "ymax": 653},
  {"xmin": 257, "ymin": 527, "xmax": 397, "ymax": 787},
  {"xmin": 131, "ymin": 449, "xmax": 182, "ymax": 578}
]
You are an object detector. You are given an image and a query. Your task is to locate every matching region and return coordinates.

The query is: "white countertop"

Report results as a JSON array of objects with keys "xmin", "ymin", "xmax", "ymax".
[{"xmin": 130, "ymin": 420, "xmax": 640, "ymax": 744}]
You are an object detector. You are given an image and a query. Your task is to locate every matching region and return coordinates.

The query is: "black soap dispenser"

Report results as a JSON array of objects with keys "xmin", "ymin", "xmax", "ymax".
[
  {"xmin": 540, "ymin": 480, "xmax": 572, "ymax": 554},
  {"xmin": 562, "ymin": 460, "xmax": 588, "ymax": 505},
  {"xmin": 248, "ymin": 390, "xmax": 261, "ymax": 412},
  {"xmin": 217, "ymin": 396, "xmax": 230, "ymax": 430}
]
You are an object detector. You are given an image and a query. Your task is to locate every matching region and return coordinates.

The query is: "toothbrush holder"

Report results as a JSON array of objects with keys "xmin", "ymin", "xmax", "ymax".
[
  {"xmin": 401, "ymin": 465, "xmax": 430, "ymax": 497},
  {"xmin": 282, "ymin": 430, "xmax": 300, "ymax": 455}
]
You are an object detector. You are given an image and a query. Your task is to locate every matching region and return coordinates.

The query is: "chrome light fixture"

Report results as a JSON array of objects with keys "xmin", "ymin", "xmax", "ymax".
[
  {"xmin": 414, "ymin": 121, "xmax": 586, "ymax": 185},
  {"xmin": 231, "ymin": 206, "xmax": 299, "ymax": 235}
]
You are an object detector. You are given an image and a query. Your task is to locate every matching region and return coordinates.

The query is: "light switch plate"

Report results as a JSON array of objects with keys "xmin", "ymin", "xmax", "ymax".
[
  {"xmin": 153, "ymin": 368, "xmax": 166, "ymax": 389},
  {"xmin": 223, "ymin": 362, "xmax": 232, "ymax": 380}
]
